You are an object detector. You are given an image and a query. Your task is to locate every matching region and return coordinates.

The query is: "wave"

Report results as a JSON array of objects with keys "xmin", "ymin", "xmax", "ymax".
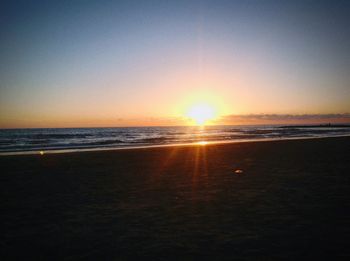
[{"xmin": 1, "ymin": 125, "xmax": 349, "ymax": 153}]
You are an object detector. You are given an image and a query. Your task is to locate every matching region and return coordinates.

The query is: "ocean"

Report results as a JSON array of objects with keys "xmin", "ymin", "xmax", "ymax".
[{"xmin": 1, "ymin": 125, "xmax": 350, "ymax": 154}]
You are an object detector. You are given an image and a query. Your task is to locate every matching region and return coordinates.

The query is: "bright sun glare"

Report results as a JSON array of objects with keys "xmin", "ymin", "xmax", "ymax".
[{"xmin": 186, "ymin": 103, "xmax": 216, "ymax": 125}]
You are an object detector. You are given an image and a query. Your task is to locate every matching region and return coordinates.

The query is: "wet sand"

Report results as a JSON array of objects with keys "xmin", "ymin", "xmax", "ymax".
[{"xmin": 1, "ymin": 137, "xmax": 350, "ymax": 260}]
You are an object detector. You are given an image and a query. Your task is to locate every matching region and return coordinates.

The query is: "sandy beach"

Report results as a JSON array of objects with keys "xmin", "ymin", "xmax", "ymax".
[{"xmin": 1, "ymin": 136, "xmax": 350, "ymax": 260}]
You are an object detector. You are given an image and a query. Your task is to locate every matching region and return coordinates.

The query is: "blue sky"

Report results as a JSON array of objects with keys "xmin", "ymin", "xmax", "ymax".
[{"xmin": 1, "ymin": 0, "xmax": 349, "ymax": 127}]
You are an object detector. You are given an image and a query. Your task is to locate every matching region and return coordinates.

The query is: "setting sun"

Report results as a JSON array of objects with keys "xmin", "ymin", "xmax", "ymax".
[
  {"xmin": 1, "ymin": 1, "xmax": 350, "ymax": 259},
  {"xmin": 186, "ymin": 103, "xmax": 216, "ymax": 125}
]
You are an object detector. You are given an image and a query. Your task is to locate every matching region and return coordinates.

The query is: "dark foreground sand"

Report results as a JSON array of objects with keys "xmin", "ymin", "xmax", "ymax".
[{"xmin": 1, "ymin": 137, "xmax": 350, "ymax": 260}]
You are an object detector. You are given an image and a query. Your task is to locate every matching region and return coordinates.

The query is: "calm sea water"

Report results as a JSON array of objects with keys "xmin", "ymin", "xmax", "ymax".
[{"xmin": 1, "ymin": 125, "xmax": 350, "ymax": 154}]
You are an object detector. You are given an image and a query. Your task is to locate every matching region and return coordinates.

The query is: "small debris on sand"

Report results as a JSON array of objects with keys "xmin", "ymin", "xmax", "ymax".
[{"xmin": 234, "ymin": 169, "xmax": 243, "ymax": 174}]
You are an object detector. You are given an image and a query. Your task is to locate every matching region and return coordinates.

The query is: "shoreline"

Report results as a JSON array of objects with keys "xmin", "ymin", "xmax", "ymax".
[{"xmin": 1, "ymin": 133, "xmax": 350, "ymax": 156}]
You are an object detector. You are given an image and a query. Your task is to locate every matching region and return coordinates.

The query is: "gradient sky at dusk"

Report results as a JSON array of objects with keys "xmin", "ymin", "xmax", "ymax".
[{"xmin": 1, "ymin": 0, "xmax": 349, "ymax": 127}]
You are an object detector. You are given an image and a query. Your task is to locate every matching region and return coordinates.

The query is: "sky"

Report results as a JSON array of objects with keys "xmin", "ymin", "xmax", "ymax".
[{"xmin": 1, "ymin": 0, "xmax": 349, "ymax": 128}]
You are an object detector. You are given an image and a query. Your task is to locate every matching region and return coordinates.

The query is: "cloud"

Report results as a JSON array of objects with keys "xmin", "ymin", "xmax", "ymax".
[
  {"xmin": 218, "ymin": 113, "xmax": 350, "ymax": 124},
  {"xmin": 113, "ymin": 114, "xmax": 350, "ymax": 126}
]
